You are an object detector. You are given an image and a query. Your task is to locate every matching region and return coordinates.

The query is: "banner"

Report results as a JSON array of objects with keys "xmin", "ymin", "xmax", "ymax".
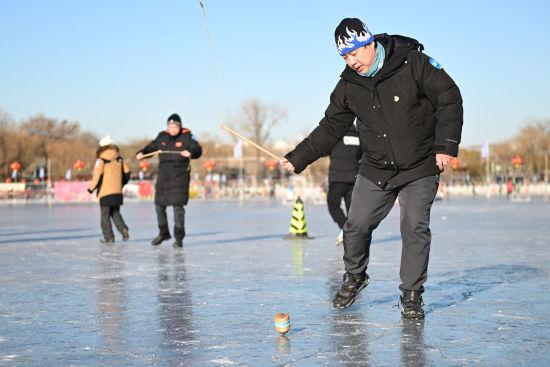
[
  {"xmin": 481, "ymin": 140, "xmax": 490, "ymax": 159},
  {"xmin": 233, "ymin": 139, "xmax": 243, "ymax": 159},
  {"xmin": 54, "ymin": 182, "xmax": 93, "ymax": 202},
  {"xmin": 0, "ymin": 183, "xmax": 26, "ymax": 193}
]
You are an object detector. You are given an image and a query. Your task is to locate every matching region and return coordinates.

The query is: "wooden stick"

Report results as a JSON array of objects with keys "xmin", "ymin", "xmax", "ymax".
[
  {"xmin": 139, "ymin": 150, "xmax": 160, "ymax": 159},
  {"xmin": 220, "ymin": 125, "xmax": 283, "ymax": 160},
  {"xmin": 159, "ymin": 151, "xmax": 182, "ymax": 154},
  {"xmin": 139, "ymin": 150, "xmax": 182, "ymax": 159}
]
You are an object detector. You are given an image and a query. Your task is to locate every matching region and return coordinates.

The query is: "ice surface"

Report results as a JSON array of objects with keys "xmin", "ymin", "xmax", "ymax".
[{"xmin": 1, "ymin": 198, "xmax": 549, "ymax": 366}]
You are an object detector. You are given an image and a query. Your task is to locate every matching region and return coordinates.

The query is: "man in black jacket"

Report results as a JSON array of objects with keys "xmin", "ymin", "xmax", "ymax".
[
  {"xmin": 327, "ymin": 123, "xmax": 362, "ymax": 245},
  {"xmin": 280, "ymin": 18, "xmax": 462, "ymax": 319},
  {"xmin": 136, "ymin": 114, "xmax": 202, "ymax": 248}
]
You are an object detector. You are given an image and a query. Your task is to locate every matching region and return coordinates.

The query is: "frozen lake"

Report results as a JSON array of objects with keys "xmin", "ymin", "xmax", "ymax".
[{"xmin": 1, "ymin": 198, "xmax": 550, "ymax": 366}]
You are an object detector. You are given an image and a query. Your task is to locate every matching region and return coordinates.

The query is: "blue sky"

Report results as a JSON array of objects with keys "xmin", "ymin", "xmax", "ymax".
[{"xmin": 1, "ymin": 0, "xmax": 549, "ymax": 147}]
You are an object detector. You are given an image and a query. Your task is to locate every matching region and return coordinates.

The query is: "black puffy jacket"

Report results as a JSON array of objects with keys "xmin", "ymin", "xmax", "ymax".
[
  {"xmin": 328, "ymin": 124, "xmax": 362, "ymax": 183},
  {"xmin": 285, "ymin": 34, "xmax": 463, "ymax": 188},
  {"xmin": 138, "ymin": 128, "xmax": 202, "ymax": 206}
]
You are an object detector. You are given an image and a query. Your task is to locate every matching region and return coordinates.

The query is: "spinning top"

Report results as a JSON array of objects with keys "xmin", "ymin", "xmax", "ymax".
[{"xmin": 274, "ymin": 313, "xmax": 290, "ymax": 335}]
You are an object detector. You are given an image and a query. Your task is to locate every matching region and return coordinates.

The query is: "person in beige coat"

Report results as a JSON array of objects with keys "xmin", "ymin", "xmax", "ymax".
[{"xmin": 88, "ymin": 135, "xmax": 131, "ymax": 243}]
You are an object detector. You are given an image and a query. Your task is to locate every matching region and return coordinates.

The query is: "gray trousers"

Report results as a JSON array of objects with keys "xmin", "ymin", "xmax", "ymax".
[
  {"xmin": 343, "ymin": 174, "xmax": 439, "ymax": 292},
  {"xmin": 156, "ymin": 204, "xmax": 186, "ymax": 241},
  {"xmin": 100, "ymin": 206, "xmax": 128, "ymax": 239}
]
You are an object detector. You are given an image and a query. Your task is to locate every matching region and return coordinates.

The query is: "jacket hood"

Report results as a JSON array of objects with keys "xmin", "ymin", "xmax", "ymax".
[{"xmin": 376, "ymin": 33, "xmax": 422, "ymax": 60}]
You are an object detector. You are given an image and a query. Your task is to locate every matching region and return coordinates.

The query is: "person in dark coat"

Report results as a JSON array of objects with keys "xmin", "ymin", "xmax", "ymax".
[
  {"xmin": 327, "ymin": 123, "xmax": 362, "ymax": 245},
  {"xmin": 136, "ymin": 114, "xmax": 202, "ymax": 247},
  {"xmin": 280, "ymin": 18, "xmax": 463, "ymax": 319}
]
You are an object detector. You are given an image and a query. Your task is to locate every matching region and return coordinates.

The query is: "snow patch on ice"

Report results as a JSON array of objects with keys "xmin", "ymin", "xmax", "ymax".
[
  {"xmin": 2, "ymin": 355, "xmax": 18, "ymax": 361},
  {"xmin": 207, "ymin": 345, "xmax": 227, "ymax": 350},
  {"xmin": 211, "ymin": 357, "xmax": 235, "ymax": 365}
]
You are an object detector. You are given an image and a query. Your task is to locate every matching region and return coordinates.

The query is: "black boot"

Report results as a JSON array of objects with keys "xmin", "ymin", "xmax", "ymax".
[
  {"xmin": 121, "ymin": 228, "xmax": 129, "ymax": 241},
  {"xmin": 151, "ymin": 233, "xmax": 171, "ymax": 246},
  {"xmin": 400, "ymin": 290, "xmax": 425, "ymax": 320},
  {"xmin": 100, "ymin": 237, "xmax": 115, "ymax": 244},
  {"xmin": 151, "ymin": 227, "xmax": 171, "ymax": 246},
  {"xmin": 173, "ymin": 226, "xmax": 185, "ymax": 248},
  {"xmin": 332, "ymin": 272, "xmax": 370, "ymax": 309}
]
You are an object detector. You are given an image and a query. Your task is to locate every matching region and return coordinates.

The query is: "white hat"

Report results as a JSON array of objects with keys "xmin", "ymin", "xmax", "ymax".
[{"xmin": 99, "ymin": 135, "xmax": 114, "ymax": 147}]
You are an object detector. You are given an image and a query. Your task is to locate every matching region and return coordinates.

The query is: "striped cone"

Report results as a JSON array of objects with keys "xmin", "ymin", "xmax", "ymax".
[{"xmin": 284, "ymin": 196, "xmax": 313, "ymax": 239}]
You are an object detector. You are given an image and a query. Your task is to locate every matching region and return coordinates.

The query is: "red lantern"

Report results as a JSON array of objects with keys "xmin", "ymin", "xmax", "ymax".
[
  {"xmin": 511, "ymin": 156, "xmax": 523, "ymax": 168},
  {"xmin": 451, "ymin": 158, "xmax": 460, "ymax": 170},
  {"xmin": 202, "ymin": 160, "xmax": 215, "ymax": 172},
  {"xmin": 266, "ymin": 159, "xmax": 278, "ymax": 171},
  {"xmin": 10, "ymin": 161, "xmax": 21, "ymax": 172},
  {"xmin": 139, "ymin": 160, "xmax": 150, "ymax": 172},
  {"xmin": 73, "ymin": 159, "xmax": 85, "ymax": 171}
]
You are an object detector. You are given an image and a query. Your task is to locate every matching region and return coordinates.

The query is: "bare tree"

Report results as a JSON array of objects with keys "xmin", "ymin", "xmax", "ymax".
[
  {"xmin": 19, "ymin": 115, "xmax": 82, "ymax": 141},
  {"xmin": 0, "ymin": 109, "xmax": 13, "ymax": 128},
  {"xmin": 0, "ymin": 114, "xmax": 98, "ymax": 180},
  {"xmin": 236, "ymin": 98, "xmax": 287, "ymax": 181},
  {"xmin": 0, "ymin": 110, "xmax": 15, "ymax": 178},
  {"xmin": 513, "ymin": 119, "xmax": 550, "ymax": 176},
  {"xmin": 458, "ymin": 148, "xmax": 483, "ymax": 179}
]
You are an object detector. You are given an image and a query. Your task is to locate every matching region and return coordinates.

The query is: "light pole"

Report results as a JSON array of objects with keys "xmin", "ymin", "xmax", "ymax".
[{"xmin": 545, "ymin": 151, "xmax": 548, "ymax": 202}]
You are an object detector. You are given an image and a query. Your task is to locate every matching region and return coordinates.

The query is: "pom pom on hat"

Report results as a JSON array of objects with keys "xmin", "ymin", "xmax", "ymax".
[{"xmin": 99, "ymin": 135, "xmax": 114, "ymax": 147}]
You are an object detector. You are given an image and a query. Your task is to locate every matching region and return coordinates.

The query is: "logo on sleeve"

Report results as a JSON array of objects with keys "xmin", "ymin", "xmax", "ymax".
[
  {"xmin": 175, "ymin": 142, "xmax": 183, "ymax": 148},
  {"xmin": 428, "ymin": 57, "xmax": 442, "ymax": 69}
]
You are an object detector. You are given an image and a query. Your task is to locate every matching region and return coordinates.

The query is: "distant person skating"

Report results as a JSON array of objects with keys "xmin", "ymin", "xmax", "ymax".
[
  {"xmin": 327, "ymin": 123, "xmax": 362, "ymax": 245},
  {"xmin": 506, "ymin": 178, "xmax": 514, "ymax": 198},
  {"xmin": 136, "ymin": 114, "xmax": 202, "ymax": 248},
  {"xmin": 88, "ymin": 135, "xmax": 131, "ymax": 243}
]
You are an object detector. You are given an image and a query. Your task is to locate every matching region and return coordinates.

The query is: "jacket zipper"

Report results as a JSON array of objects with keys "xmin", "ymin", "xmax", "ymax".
[{"xmin": 373, "ymin": 89, "xmax": 398, "ymax": 176}]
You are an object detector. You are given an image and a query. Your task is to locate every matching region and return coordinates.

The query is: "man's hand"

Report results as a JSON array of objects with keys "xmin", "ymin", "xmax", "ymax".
[
  {"xmin": 436, "ymin": 153, "xmax": 454, "ymax": 171},
  {"xmin": 136, "ymin": 152, "xmax": 144, "ymax": 160},
  {"xmin": 280, "ymin": 158, "xmax": 295, "ymax": 172},
  {"xmin": 181, "ymin": 150, "xmax": 191, "ymax": 158}
]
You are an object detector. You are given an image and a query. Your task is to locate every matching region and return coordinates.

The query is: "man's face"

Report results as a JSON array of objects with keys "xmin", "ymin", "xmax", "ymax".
[
  {"xmin": 342, "ymin": 43, "xmax": 376, "ymax": 74},
  {"xmin": 167, "ymin": 123, "xmax": 181, "ymax": 136}
]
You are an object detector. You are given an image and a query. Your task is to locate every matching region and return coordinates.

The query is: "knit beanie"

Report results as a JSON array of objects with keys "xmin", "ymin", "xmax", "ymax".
[
  {"xmin": 167, "ymin": 113, "xmax": 182, "ymax": 127},
  {"xmin": 334, "ymin": 18, "xmax": 374, "ymax": 56}
]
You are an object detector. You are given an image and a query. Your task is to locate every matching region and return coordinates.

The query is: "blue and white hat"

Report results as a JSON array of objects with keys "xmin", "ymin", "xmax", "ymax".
[{"xmin": 334, "ymin": 18, "xmax": 374, "ymax": 56}]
